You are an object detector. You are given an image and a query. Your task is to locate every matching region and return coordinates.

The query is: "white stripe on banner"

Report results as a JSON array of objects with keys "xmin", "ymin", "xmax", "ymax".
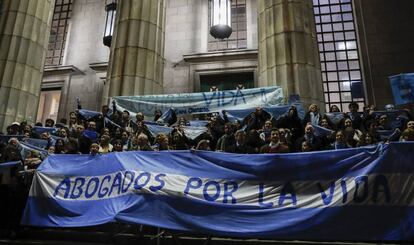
[{"xmin": 31, "ymin": 171, "xmax": 411, "ymax": 208}]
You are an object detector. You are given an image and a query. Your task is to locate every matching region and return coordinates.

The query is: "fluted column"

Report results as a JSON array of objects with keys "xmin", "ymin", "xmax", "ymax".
[
  {"xmin": 0, "ymin": 0, "xmax": 54, "ymax": 132},
  {"xmin": 105, "ymin": 0, "xmax": 166, "ymax": 100},
  {"xmin": 258, "ymin": 0, "xmax": 324, "ymax": 107}
]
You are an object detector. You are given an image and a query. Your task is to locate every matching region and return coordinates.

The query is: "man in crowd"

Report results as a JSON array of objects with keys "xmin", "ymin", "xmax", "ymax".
[{"xmin": 260, "ymin": 129, "xmax": 290, "ymax": 153}]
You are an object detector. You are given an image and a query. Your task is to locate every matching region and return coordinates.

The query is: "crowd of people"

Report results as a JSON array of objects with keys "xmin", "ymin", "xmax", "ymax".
[
  {"xmin": 0, "ymin": 100, "xmax": 414, "ymax": 237},
  {"xmin": 0, "ymin": 102, "xmax": 412, "ymax": 188},
  {"xmin": 1, "ymin": 102, "xmax": 414, "ymax": 164}
]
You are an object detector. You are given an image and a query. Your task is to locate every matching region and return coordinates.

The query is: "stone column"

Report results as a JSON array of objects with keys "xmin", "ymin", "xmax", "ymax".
[
  {"xmin": 258, "ymin": 0, "xmax": 324, "ymax": 107},
  {"xmin": 0, "ymin": 0, "xmax": 54, "ymax": 132},
  {"xmin": 105, "ymin": 0, "xmax": 166, "ymax": 100}
]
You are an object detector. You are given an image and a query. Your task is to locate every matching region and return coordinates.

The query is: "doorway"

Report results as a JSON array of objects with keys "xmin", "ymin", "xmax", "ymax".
[
  {"xmin": 200, "ymin": 72, "xmax": 254, "ymax": 92},
  {"xmin": 36, "ymin": 89, "xmax": 62, "ymax": 124}
]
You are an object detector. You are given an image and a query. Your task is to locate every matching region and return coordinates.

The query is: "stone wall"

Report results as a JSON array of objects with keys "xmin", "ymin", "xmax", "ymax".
[
  {"xmin": 44, "ymin": 0, "xmax": 109, "ymax": 120},
  {"xmin": 163, "ymin": 0, "xmax": 259, "ymax": 94},
  {"xmin": 354, "ymin": 0, "xmax": 414, "ymax": 110},
  {"xmin": 0, "ymin": 0, "xmax": 54, "ymax": 131}
]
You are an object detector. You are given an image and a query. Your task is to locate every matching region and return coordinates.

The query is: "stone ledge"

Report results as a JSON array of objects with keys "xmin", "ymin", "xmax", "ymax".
[
  {"xmin": 43, "ymin": 65, "xmax": 84, "ymax": 76},
  {"xmin": 89, "ymin": 62, "xmax": 108, "ymax": 73},
  {"xmin": 183, "ymin": 49, "xmax": 258, "ymax": 63}
]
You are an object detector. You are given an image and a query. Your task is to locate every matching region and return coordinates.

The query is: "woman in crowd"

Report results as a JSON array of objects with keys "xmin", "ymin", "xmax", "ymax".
[
  {"xmin": 329, "ymin": 105, "xmax": 341, "ymax": 113},
  {"xmin": 112, "ymin": 140, "xmax": 124, "ymax": 152},
  {"xmin": 276, "ymin": 106, "xmax": 304, "ymax": 143},
  {"xmin": 54, "ymin": 139, "xmax": 65, "ymax": 154},
  {"xmin": 329, "ymin": 130, "xmax": 350, "ymax": 150},
  {"xmin": 154, "ymin": 133, "xmax": 170, "ymax": 151},
  {"xmin": 99, "ymin": 135, "xmax": 112, "ymax": 153},
  {"xmin": 303, "ymin": 104, "xmax": 322, "ymax": 126},
  {"xmin": 357, "ymin": 133, "xmax": 377, "ymax": 147},
  {"xmin": 342, "ymin": 118, "xmax": 363, "ymax": 147}
]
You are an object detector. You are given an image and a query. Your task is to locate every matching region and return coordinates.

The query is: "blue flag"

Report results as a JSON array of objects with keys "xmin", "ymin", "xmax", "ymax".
[
  {"xmin": 146, "ymin": 124, "xmax": 173, "ymax": 136},
  {"xmin": 389, "ymin": 73, "xmax": 414, "ymax": 105},
  {"xmin": 158, "ymin": 108, "xmax": 177, "ymax": 125},
  {"xmin": 33, "ymin": 126, "xmax": 56, "ymax": 136},
  {"xmin": 312, "ymin": 124, "xmax": 334, "ymax": 137},
  {"xmin": 189, "ymin": 120, "xmax": 209, "ymax": 127},
  {"xmin": 78, "ymin": 109, "xmax": 101, "ymax": 120},
  {"xmin": 20, "ymin": 142, "xmax": 48, "ymax": 159},
  {"xmin": 325, "ymin": 112, "xmax": 345, "ymax": 125}
]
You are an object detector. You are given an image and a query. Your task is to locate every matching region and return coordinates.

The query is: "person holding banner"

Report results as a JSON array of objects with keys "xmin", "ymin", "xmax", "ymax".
[
  {"xmin": 210, "ymin": 85, "xmax": 219, "ymax": 92},
  {"xmin": 170, "ymin": 127, "xmax": 191, "ymax": 150},
  {"xmin": 295, "ymin": 124, "xmax": 324, "ymax": 151},
  {"xmin": 195, "ymin": 139, "xmax": 211, "ymax": 151},
  {"xmin": 303, "ymin": 104, "xmax": 321, "ymax": 127},
  {"xmin": 244, "ymin": 107, "xmax": 272, "ymax": 131},
  {"xmin": 276, "ymin": 106, "xmax": 304, "ymax": 143}
]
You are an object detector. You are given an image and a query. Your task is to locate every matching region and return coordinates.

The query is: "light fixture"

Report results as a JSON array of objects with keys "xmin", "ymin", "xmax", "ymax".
[
  {"xmin": 209, "ymin": 0, "xmax": 232, "ymax": 39},
  {"xmin": 103, "ymin": 0, "xmax": 117, "ymax": 47}
]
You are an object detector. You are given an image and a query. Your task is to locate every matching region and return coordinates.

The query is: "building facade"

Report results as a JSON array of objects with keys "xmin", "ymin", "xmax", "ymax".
[{"xmin": 1, "ymin": 0, "xmax": 413, "ymax": 130}]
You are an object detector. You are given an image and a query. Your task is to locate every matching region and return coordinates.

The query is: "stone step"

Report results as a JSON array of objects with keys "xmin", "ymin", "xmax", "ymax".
[{"xmin": 1, "ymin": 224, "xmax": 406, "ymax": 245}]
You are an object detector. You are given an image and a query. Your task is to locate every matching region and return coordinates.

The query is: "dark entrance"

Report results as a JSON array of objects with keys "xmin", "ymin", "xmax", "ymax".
[{"xmin": 200, "ymin": 72, "xmax": 254, "ymax": 92}]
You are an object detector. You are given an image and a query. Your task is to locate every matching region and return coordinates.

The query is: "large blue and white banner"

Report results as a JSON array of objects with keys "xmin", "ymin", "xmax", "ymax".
[
  {"xmin": 111, "ymin": 86, "xmax": 284, "ymax": 116},
  {"xmin": 22, "ymin": 143, "xmax": 414, "ymax": 241}
]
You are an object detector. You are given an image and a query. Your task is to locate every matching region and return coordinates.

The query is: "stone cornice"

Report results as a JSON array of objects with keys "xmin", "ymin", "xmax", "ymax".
[
  {"xmin": 183, "ymin": 49, "xmax": 258, "ymax": 63},
  {"xmin": 43, "ymin": 65, "xmax": 84, "ymax": 76},
  {"xmin": 89, "ymin": 62, "xmax": 108, "ymax": 72}
]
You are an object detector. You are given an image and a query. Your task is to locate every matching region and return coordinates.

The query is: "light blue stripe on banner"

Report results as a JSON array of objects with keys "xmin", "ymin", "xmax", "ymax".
[{"xmin": 22, "ymin": 194, "xmax": 414, "ymax": 241}]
